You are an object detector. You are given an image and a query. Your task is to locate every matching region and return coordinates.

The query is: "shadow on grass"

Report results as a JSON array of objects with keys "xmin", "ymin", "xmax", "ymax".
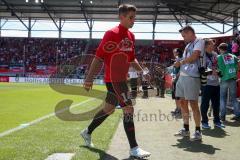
[
  {"xmin": 80, "ymin": 145, "xmax": 118, "ymax": 160},
  {"xmin": 202, "ymin": 127, "xmax": 229, "ymax": 138},
  {"xmin": 172, "ymin": 137, "xmax": 221, "ymax": 154}
]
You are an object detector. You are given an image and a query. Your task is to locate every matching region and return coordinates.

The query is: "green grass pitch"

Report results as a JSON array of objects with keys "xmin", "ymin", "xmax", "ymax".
[{"xmin": 0, "ymin": 83, "xmax": 122, "ymax": 160}]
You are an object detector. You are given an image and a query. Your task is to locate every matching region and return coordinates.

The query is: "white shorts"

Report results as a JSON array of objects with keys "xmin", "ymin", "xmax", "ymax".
[{"xmin": 176, "ymin": 75, "xmax": 201, "ymax": 101}]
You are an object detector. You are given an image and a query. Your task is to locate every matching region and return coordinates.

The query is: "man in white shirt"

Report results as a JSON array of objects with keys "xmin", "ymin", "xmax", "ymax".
[{"xmin": 174, "ymin": 26, "xmax": 205, "ymax": 141}]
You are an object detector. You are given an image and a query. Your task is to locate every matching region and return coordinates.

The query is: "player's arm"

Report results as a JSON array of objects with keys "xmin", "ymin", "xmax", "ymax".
[
  {"xmin": 83, "ymin": 57, "xmax": 103, "ymax": 91},
  {"xmin": 131, "ymin": 59, "xmax": 144, "ymax": 72},
  {"xmin": 83, "ymin": 31, "xmax": 111, "ymax": 91},
  {"xmin": 131, "ymin": 59, "xmax": 150, "ymax": 81}
]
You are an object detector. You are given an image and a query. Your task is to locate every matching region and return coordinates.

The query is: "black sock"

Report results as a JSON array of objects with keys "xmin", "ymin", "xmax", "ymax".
[
  {"xmin": 123, "ymin": 113, "xmax": 138, "ymax": 149},
  {"xmin": 184, "ymin": 124, "xmax": 189, "ymax": 131},
  {"xmin": 196, "ymin": 127, "xmax": 201, "ymax": 132},
  {"xmin": 87, "ymin": 110, "xmax": 110, "ymax": 135}
]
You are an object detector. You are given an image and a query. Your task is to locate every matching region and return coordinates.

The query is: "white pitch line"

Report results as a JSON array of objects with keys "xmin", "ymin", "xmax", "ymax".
[
  {"xmin": 0, "ymin": 98, "xmax": 96, "ymax": 138},
  {"xmin": 45, "ymin": 153, "xmax": 75, "ymax": 160}
]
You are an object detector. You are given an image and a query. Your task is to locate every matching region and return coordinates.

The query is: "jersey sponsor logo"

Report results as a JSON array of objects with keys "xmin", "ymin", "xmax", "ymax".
[
  {"xmin": 223, "ymin": 55, "xmax": 234, "ymax": 65},
  {"xmin": 103, "ymin": 38, "xmax": 133, "ymax": 53},
  {"xmin": 118, "ymin": 38, "xmax": 133, "ymax": 52},
  {"xmin": 103, "ymin": 41, "xmax": 118, "ymax": 53}
]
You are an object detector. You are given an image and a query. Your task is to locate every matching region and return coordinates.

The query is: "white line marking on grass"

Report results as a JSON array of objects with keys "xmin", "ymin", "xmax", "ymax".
[
  {"xmin": 45, "ymin": 153, "xmax": 75, "ymax": 160},
  {"xmin": 0, "ymin": 98, "xmax": 96, "ymax": 138}
]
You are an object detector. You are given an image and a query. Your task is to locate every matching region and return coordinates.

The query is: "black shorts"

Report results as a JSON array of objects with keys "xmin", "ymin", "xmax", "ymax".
[
  {"xmin": 105, "ymin": 82, "xmax": 132, "ymax": 107},
  {"xmin": 130, "ymin": 78, "xmax": 138, "ymax": 90},
  {"xmin": 172, "ymin": 78, "xmax": 180, "ymax": 100}
]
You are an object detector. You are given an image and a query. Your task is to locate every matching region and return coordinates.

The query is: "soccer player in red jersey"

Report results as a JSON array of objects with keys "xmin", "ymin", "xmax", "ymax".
[{"xmin": 81, "ymin": 4, "xmax": 151, "ymax": 159}]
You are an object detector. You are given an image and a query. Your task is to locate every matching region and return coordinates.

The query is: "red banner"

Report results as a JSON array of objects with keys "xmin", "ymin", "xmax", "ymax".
[
  {"xmin": 0, "ymin": 76, "xmax": 9, "ymax": 82},
  {"xmin": 0, "ymin": 65, "xmax": 9, "ymax": 73}
]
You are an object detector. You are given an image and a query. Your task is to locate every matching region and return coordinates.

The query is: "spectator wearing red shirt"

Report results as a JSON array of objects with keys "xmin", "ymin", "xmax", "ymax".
[{"xmin": 81, "ymin": 4, "xmax": 151, "ymax": 159}]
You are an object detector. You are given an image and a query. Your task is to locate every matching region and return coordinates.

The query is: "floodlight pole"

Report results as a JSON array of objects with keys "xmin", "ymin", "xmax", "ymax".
[
  {"xmin": 89, "ymin": 18, "xmax": 93, "ymax": 40},
  {"xmin": 152, "ymin": 21, "xmax": 156, "ymax": 43},
  {"xmin": 83, "ymin": 18, "xmax": 93, "ymax": 55},
  {"xmin": 152, "ymin": 5, "xmax": 158, "ymax": 44},
  {"xmin": 28, "ymin": 17, "xmax": 31, "ymax": 38},
  {"xmin": 233, "ymin": 10, "xmax": 239, "ymax": 34},
  {"xmin": 59, "ymin": 18, "xmax": 62, "ymax": 38},
  {"xmin": 79, "ymin": 0, "xmax": 93, "ymax": 55}
]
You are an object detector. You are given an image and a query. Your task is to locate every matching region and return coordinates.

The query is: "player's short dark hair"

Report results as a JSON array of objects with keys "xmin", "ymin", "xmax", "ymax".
[
  {"xmin": 179, "ymin": 25, "xmax": 195, "ymax": 34},
  {"xmin": 218, "ymin": 43, "xmax": 228, "ymax": 51},
  {"xmin": 118, "ymin": 4, "xmax": 137, "ymax": 16}
]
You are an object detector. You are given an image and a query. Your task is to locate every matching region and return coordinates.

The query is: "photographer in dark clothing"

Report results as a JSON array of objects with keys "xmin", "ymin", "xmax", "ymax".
[{"xmin": 200, "ymin": 39, "xmax": 225, "ymax": 129}]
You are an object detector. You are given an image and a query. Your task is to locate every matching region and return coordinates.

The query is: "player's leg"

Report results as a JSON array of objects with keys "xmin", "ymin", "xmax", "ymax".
[
  {"xmin": 122, "ymin": 105, "xmax": 151, "ymax": 159},
  {"xmin": 81, "ymin": 102, "xmax": 115, "ymax": 148},
  {"xmin": 118, "ymin": 82, "xmax": 151, "ymax": 158},
  {"xmin": 81, "ymin": 83, "xmax": 117, "ymax": 147}
]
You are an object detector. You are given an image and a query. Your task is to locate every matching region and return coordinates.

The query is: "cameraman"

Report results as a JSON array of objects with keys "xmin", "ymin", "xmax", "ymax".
[
  {"xmin": 217, "ymin": 43, "xmax": 240, "ymax": 121},
  {"xmin": 200, "ymin": 39, "xmax": 225, "ymax": 129}
]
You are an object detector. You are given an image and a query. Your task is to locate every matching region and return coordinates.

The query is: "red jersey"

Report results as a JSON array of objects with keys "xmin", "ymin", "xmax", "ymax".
[{"xmin": 96, "ymin": 24, "xmax": 135, "ymax": 82}]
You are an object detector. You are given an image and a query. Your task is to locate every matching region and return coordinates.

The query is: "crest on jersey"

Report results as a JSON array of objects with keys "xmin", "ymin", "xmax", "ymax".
[{"xmin": 118, "ymin": 38, "xmax": 133, "ymax": 52}]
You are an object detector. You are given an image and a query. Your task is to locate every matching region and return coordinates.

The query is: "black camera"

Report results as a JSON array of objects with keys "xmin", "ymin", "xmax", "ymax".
[
  {"xmin": 199, "ymin": 67, "xmax": 222, "ymax": 85},
  {"xmin": 199, "ymin": 67, "xmax": 212, "ymax": 76},
  {"xmin": 199, "ymin": 67, "xmax": 212, "ymax": 86}
]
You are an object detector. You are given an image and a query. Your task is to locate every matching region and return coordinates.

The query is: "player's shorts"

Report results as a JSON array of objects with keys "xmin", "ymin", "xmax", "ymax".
[{"xmin": 105, "ymin": 82, "xmax": 132, "ymax": 107}]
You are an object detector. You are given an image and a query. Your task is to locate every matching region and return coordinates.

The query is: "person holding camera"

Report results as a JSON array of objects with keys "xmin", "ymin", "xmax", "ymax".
[
  {"xmin": 171, "ymin": 48, "xmax": 183, "ymax": 117},
  {"xmin": 174, "ymin": 26, "xmax": 205, "ymax": 141},
  {"xmin": 200, "ymin": 39, "xmax": 225, "ymax": 129},
  {"xmin": 217, "ymin": 43, "xmax": 240, "ymax": 121}
]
